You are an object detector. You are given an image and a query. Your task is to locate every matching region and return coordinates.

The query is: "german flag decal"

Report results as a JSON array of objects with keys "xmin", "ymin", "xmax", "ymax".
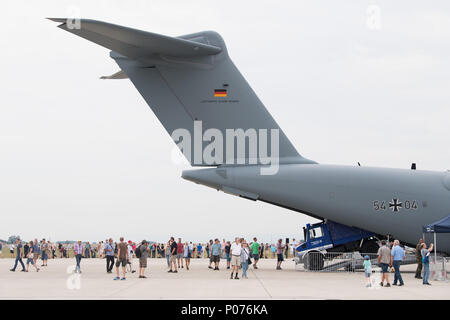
[{"xmin": 214, "ymin": 89, "xmax": 227, "ymax": 97}]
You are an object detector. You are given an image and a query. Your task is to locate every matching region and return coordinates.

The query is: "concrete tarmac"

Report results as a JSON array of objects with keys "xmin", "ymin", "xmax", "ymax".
[{"xmin": 0, "ymin": 258, "xmax": 448, "ymax": 299}]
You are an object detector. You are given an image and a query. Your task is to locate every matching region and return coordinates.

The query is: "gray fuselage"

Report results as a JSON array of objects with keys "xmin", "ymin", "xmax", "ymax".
[{"xmin": 183, "ymin": 164, "xmax": 450, "ymax": 254}]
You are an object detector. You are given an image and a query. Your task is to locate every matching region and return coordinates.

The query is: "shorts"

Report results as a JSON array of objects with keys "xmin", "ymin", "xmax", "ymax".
[
  {"xmin": 139, "ymin": 258, "xmax": 147, "ymax": 268},
  {"xmin": 365, "ymin": 271, "xmax": 371, "ymax": 278},
  {"xmin": 212, "ymin": 255, "xmax": 220, "ymax": 263},
  {"xmin": 231, "ymin": 255, "xmax": 240, "ymax": 266},
  {"xmin": 176, "ymin": 253, "xmax": 183, "ymax": 259},
  {"xmin": 380, "ymin": 263, "xmax": 389, "ymax": 273},
  {"xmin": 169, "ymin": 255, "xmax": 177, "ymax": 263},
  {"xmin": 226, "ymin": 253, "xmax": 231, "ymax": 262},
  {"xmin": 277, "ymin": 253, "xmax": 284, "ymax": 262},
  {"xmin": 115, "ymin": 258, "xmax": 127, "ymax": 268},
  {"xmin": 253, "ymin": 254, "xmax": 260, "ymax": 260},
  {"xmin": 26, "ymin": 258, "xmax": 34, "ymax": 265},
  {"xmin": 42, "ymin": 252, "xmax": 48, "ymax": 260}
]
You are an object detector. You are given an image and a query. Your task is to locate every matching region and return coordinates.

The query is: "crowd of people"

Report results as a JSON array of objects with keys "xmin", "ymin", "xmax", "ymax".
[
  {"xmin": 362, "ymin": 238, "xmax": 435, "ymax": 287},
  {"xmin": 4, "ymin": 236, "xmax": 437, "ymax": 285},
  {"xmin": 4, "ymin": 236, "xmax": 294, "ymax": 280}
]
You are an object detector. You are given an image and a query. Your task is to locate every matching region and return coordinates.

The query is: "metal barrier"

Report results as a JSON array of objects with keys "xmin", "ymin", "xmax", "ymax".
[
  {"xmin": 431, "ymin": 256, "xmax": 449, "ymax": 281},
  {"xmin": 295, "ymin": 251, "xmax": 418, "ymax": 273}
]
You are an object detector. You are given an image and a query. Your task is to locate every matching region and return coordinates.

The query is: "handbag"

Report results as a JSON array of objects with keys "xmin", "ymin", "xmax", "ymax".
[
  {"xmin": 422, "ymin": 252, "xmax": 429, "ymax": 264},
  {"xmin": 245, "ymin": 248, "xmax": 252, "ymax": 265}
]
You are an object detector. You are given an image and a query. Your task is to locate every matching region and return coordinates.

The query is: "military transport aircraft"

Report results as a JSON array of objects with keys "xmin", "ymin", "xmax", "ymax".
[{"xmin": 50, "ymin": 18, "xmax": 450, "ymax": 254}]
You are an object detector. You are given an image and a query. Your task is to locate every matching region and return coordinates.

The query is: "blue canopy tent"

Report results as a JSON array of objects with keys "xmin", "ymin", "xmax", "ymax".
[{"xmin": 423, "ymin": 214, "xmax": 450, "ymax": 262}]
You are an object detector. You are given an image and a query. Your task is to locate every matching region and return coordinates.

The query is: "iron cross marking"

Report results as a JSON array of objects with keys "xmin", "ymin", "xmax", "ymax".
[{"xmin": 389, "ymin": 198, "xmax": 402, "ymax": 212}]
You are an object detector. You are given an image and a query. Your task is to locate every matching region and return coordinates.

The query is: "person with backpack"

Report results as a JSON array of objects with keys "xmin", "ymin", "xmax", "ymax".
[
  {"xmin": 136, "ymin": 240, "xmax": 150, "ymax": 278},
  {"xmin": 421, "ymin": 242, "xmax": 434, "ymax": 285}
]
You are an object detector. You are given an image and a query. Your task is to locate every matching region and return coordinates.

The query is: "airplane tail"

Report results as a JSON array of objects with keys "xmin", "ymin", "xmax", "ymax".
[{"xmin": 49, "ymin": 18, "xmax": 315, "ymax": 166}]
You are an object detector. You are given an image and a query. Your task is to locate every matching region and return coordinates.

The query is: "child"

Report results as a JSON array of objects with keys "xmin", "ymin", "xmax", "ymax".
[{"xmin": 363, "ymin": 255, "xmax": 372, "ymax": 287}]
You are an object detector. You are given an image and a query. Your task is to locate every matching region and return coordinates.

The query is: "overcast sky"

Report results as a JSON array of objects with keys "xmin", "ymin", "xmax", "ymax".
[{"xmin": 1, "ymin": 0, "xmax": 449, "ymax": 243}]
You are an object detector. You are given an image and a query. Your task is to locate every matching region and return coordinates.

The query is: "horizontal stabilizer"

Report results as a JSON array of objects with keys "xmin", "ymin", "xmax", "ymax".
[
  {"xmin": 47, "ymin": 18, "xmax": 222, "ymax": 60},
  {"xmin": 100, "ymin": 70, "xmax": 128, "ymax": 80}
]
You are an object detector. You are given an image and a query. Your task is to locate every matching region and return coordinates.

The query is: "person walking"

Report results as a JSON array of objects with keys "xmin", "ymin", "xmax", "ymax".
[
  {"xmin": 240, "ymin": 240, "xmax": 250, "ymax": 279},
  {"xmin": 105, "ymin": 238, "xmax": 115, "ymax": 273},
  {"xmin": 165, "ymin": 241, "xmax": 171, "ymax": 268},
  {"xmin": 230, "ymin": 238, "xmax": 242, "ymax": 279},
  {"xmin": 276, "ymin": 239, "xmax": 285, "ymax": 270},
  {"xmin": 58, "ymin": 242, "xmax": 63, "ymax": 258},
  {"xmin": 41, "ymin": 239, "xmax": 48, "ymax": 266},
  {"xmin": 221, "ymin": 239, "xmax": 226, "ymax": 258},
  {"xmin": 250, "ymin": 237, "xmax": 260, "ymax": 269},
  {"xmin": 208, "ymin": 239, "xmax": 215, "ymax": 269},
  {"xmin": 210, "ymin": 239, "xmax": 221, "ymax": 270},
  {"xmin": 9, "ymin": 242, "xmax": 15, "ymax": 258},
  {"xmin": 197, "ymin": 243, "xmax": 203, "ymax": 258},
  {"xmin": 84, "ymin": 242, "xmax": 91, "ymax": 258},
  {"xmin": 168, "ymin": 237, "xmax": 178, "ymax": 273},
  {"xmin": 377, "ymin": 240, "xmax": 392, "ymax": 287},
  {"xmin": 73, "ymin": 241, "xmax": 83, "ymax": 273},
  {"xmin": 363, "ymin": 255, "xmax": 372, "ymax": 287},
  {"xmin": 225, "ymin": 241, "xmax": 231, "ymax": 269},
  {"xmin": 421, "ymin": 242, "xmax": 434, "ymax": 285},
  {"xmin": 23, "ymin": 241, "xmax": 30, "ymax": 261},
  {"xmin": 32, "ymin": 239, "xmax": 40, "ymax": 266},
  {"xmin": 25, "ymin": 241, "xmax": 39, "ymax": 272},
  {"xmin": 284, "ymin": 241, "xmax": 289, "ymax": 259},
  {"xmin": 391, "ymin": 240, "xmax": 405, "ymax": 286},
  {"xmin": 415, "ymin": 238, "xmax": 424, "ymax": 279},
  {"xmin": 183, "ymin": 241, "xmax": 191, "ymax": 270},
  {"xmin": 98, "ymin": 241, "xmax": 104, "ymax": 258},
  {"xmin": 177, "ymin": 238, "xmax": 184, "ymax": 269},
  {"xmin": 113, "ymin": 237, "xmax": 129, "ymax": 280},
  {"xmin": 271, "ymin": 243, "xmax": 276, "ymax": 258},
  {"xmin": 10, "ymin": 238, "xmax": 25, "ymax": 272},
  {"xmin": 138, "ymin": 240, "xmax": 150, "ymax": 279},
  {"xmin": 127, "ymin": 240, "xmax": 136, "ymax": 274},
  {"xmin": 51, "ymin": 242, "xmax": 56, "ymax": 259},
  {"xmin": 206, "ymin": 240, "xmax": 212, "ymax": 259}
]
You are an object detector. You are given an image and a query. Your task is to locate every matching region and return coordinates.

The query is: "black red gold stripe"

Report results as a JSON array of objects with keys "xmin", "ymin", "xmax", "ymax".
[{"xmin": 214, "ymin": 89, "xmax": 227, "ymax": 97}]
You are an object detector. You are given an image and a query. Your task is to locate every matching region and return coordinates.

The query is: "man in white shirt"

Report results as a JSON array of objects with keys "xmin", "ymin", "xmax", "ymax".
[{"xmin": 230, "ymin": 237, "xmax": 242, "ymax": 279}]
